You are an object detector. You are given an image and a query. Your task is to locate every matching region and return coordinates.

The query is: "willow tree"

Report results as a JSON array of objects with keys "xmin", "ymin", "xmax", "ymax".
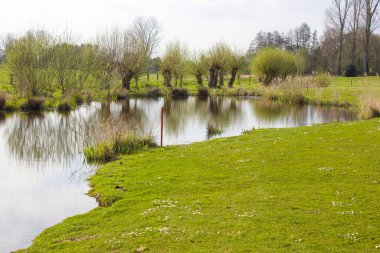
[
  {"xmin": 207, "ymin": 43, "xmax": 231, "ymax": 88},
  {"xmin": 189, "ymin": 52, "xmax": 208, "ymax": 86},
  {"xmin": 227, "ymin": 49, "xmax": 246, "ymax": 88},
  {"xmin": 5, "ymin": 31, "xmax": 54, "ymax": 97},
  {"xmin": 160, "ymin": 42, "xmax": 188, "ymax": 87},
  {"xmin": 119, "ymin": 31, "xmax": 147, "ymax": 90},
  {"xmin": 51, "ymin": 32, "xmax": 99, "ymax": 96}
]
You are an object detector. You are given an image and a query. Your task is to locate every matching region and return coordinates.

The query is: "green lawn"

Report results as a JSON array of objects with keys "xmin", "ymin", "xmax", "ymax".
[{"xmin": 20, "ymin": 119, "xmax": 380, "ymax": 252}]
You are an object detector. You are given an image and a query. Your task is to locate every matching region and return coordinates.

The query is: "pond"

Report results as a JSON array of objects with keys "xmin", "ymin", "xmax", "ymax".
[{"xmin": 0, "ymin": 97, "xmax": 357, "ymax": 252}]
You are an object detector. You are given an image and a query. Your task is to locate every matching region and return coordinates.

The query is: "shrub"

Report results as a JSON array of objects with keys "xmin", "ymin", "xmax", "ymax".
[
  {"xmin": 313, "ymin": 73, "xmax": 332, "ymax": 87},
  {"xmin": 344, "ymin": 64, "xmax": 358, "ymax": 77},
  {"xmin": 252, "ymin": 48, "xmax": 297, "ymax": 85},
  {"xmin": 197, "ymin": 87, "xmax": 209, "ymax": 98},
  {"xmin": 171, "ymin": 88, "xmax": 189, "ymax": 99},
  {"xmin": 3, "ymin": 99, "xmax": 20, "ymax": 111},
  {"xmin": 0, "ymin": 93, "xmax": 6, "ymax": 111},
  {"xmin": 207, "ymin": 123, "xmax": 223, "ymax": 138},
  {"xmin": 57, "ymin": 101, "xmax": 72, "ymax": 112},
  {"xmin": 21, "ymin": 98, "xmax": 45, "ymax": 111},
  {"xmin": 145, "ymin": 87, "xmax": 162, "ymax": 98},
  {"xmin": 72, "ymin": 93, "xmax": 84, "ymax": 105}
]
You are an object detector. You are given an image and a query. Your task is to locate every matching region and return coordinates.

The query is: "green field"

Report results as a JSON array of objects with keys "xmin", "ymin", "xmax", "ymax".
[
  {"xmin": 1, "ymin": 63, "xmax": 380, "ymax": 113},
  {"xmin": 19, "ymin": 119, "xmax": 380, "ymax": 252}
]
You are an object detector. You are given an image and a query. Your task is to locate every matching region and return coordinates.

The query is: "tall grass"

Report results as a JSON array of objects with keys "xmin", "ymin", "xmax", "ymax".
[
  {"xmin": 312, "ymin": 73, "xmax": 332, "ymax": 87},
  {"xmin": 280, "ymin": 81, "xmax": 306, "ymax": 105},
  {"xmin": 207, "ymin": 123, "xmax": 223, "ymax": 138},
  {"xmin": 84, "ymin": 118, "xmax": 157, "ymax": 163},
  {"xmin": 360, "ymin": 92, "xmax": 380, "ymax": 119}
]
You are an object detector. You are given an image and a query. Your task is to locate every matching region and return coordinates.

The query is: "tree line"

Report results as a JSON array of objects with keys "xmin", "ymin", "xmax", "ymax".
[
  {"xmin": 2, "ymin": 0, "xmax": 380, "ymax": 101},
  {"xmin": 0, "ymin": 17, "xmax": 253, "ymax": 99},
  {"xmin": 248, "ymin": 0, "xmax": 380, "ymax": 76}
]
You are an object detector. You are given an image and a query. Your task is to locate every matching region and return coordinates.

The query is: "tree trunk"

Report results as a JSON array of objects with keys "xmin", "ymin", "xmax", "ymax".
[
  {"xmin": 364, "ymin": 32, "xmax": 371, "ymax": 74},
  {"xmin": 218, "ymin": 70, "xmax": 224, "ymax": 86},
  {"xmin": 135, "ymin": 77, "xmax": 139, "ymax": 90},
  {"xmin": 196, "ymin": 74, "xmax": 203, "ymax": 86},
  {"xmin": 147, "ymin": 73, "xmax": 150, "ymax": 81},
  {"xmin": 208, "ymin": 66, "xmax": 217, "ymax": 88},
  {"xmin": 228, "ymin": 68, "xmax": 238, "ymax": 88},
  {"xmin": 122, "ymin": 73, "xmax": 133, "ymax": 90},
  {"xmin": 163, "ymin": 71, "xmax": 171, "ymax": 87},
  {"xmin": 338, "ymin": 31, "xmax": 343, "ymax": 76},
  {"xmin": 352, "ymin": 31, "xmax": 357, "ymax": 65}
]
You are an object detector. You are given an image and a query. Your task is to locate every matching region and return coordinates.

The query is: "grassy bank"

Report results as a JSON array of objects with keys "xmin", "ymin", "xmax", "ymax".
[{"xmin": 19, "ymin": 119, "xmax": 380, "ymax": 252}]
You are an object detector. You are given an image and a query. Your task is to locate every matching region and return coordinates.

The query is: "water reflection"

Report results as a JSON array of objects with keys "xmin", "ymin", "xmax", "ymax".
[
  {"xmin": 3, "ymin": 98, "xmax": 357, "ymax": 171},
  {"xmin": 0, "ymin": 97, "xmax": 357, "ymax": 253}
]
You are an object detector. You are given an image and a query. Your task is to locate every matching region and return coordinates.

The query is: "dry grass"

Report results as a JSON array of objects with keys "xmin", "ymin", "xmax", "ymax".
[
  {"xmin": 84, "ymin": 118, "xmax": 157, "ymax": 163},
  {"xmin": 360, "ymin": 92, "xmax": 380, "ymax": 119}
]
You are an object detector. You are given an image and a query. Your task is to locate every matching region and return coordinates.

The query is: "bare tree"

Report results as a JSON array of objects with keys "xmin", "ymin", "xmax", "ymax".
[
  {"xmin": 326, "ymin": 0, "xmax": 351, "ymax": 75},
  {"xmin": 362, "ymin": 0, "xmax": 380, "ymax": 74},
  {"xmin": 120, "ymin": 17, "xmax": 160, "ymax": 90},
  {"xmin": 131, "ymin": 17, "xmax": 160, "ymax": 61},
  {"xmin": 349, "ymin": 0, "xmax": 363, "ymax": 65},
  {"xmin": 96, "ymin": 28, "xmax": 123, "ymax": 94}
]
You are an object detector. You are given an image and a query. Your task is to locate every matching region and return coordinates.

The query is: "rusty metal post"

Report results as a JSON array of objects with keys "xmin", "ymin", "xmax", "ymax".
[{"xmin": 160, "ymin": 107, "xmax": 164, "ymax": 147}]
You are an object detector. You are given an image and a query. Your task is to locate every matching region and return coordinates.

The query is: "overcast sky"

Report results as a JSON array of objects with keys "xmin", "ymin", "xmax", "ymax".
[{"xmin": 0, "ymin": 0, "xmax": 331, "ymax": 52}]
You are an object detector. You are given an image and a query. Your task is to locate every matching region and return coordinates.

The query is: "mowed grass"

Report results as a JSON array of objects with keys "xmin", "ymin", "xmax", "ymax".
[
  {"xmin": 303, "ymin": 76, "xmax": 380, "ymax": 105},
  {"xmin": 20, "ymin": 119, "xmax": 380, "ymax": 252}
]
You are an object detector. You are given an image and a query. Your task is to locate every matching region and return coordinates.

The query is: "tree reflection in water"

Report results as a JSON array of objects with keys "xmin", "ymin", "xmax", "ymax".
[{"xmin": 3, "ymin": 98, "xmax": 358, "ymax": 178}]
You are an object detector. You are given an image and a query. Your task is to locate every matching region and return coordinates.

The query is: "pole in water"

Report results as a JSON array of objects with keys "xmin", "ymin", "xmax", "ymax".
[{"xmin": 160, "ymin": 106, "xmax": 164, "ymax": 147}]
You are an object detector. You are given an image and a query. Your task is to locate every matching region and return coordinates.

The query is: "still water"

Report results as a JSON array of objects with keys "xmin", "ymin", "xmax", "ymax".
[{"xmin": 0, "ymin": 97, "xmax": 357, "ymax": 252}]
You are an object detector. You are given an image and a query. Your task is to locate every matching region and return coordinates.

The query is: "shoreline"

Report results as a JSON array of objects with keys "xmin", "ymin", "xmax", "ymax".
[{"xmin": 17, "ymin": 118, "xmax": 380, "ymax": 252}]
